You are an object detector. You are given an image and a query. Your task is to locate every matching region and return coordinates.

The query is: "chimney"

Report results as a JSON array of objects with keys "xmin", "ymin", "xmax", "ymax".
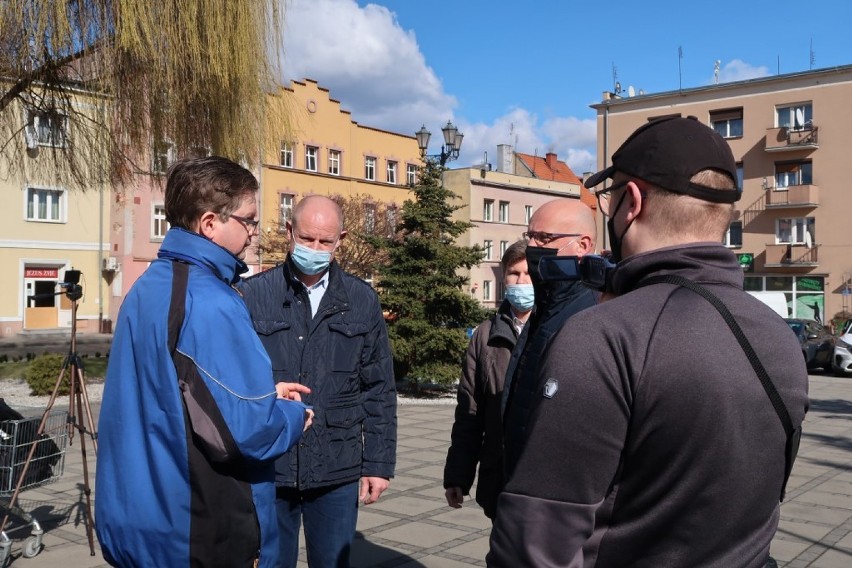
[
  {"xmin": 545, "ymin": 152, "xmax": 557, "ymax": 170},
  {"xmin": 496, "ymin": 144, "xmax": 514, "ymax": 174}
]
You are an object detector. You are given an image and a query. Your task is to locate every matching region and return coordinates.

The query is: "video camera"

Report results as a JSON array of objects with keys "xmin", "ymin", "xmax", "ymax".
[
  {"xmin": 59, "ymin": 269, "xmax": 83, "ymax": 301},
  {"xmin": 538, "ymin": 254, "xmax": 616, "ymax": 291}
]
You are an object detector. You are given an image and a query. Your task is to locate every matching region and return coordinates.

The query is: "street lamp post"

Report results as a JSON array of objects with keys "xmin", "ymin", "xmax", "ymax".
[{"xmin": 415, "ymin": 120, "xmax": 464, "ymax": 167}]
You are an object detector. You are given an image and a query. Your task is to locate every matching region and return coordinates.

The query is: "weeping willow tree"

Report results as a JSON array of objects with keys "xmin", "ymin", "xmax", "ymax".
[{"xmin": 0, "ymin": 0, "xmax": 290, "ymax": 189}]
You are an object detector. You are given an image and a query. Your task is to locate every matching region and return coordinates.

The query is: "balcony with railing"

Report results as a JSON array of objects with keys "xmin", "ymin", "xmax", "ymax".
[
  {"xmin": 765, "ymin": 125, "xmax": 819, "ymax": 152},
  {"xmin": 764, "ymin": 243, "xmax": 819, "ymax": 267},
  {"xmin": 765, "ymin": 184, "xmax": 819, "ymax": 208}
]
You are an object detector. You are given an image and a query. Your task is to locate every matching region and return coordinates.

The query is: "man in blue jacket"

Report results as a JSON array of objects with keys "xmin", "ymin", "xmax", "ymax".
[
  {"xmin": 239, "ymin": 195, "xmax": 397, "ymax": 568},
  {"xmin": 96, "ymin": 156, "xmax": 313, "ymax": 568}
]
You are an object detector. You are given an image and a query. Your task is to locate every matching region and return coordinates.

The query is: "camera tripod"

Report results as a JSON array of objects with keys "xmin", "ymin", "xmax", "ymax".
[{"xmin": 0, "ymin": 285, "xmax": 99, "ymax": 557}]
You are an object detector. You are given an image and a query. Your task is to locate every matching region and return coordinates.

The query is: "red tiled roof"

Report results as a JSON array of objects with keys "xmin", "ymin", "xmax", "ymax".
[{"xmin": 516, "ymin": 152, "xmax": 597, "ymax": 211}]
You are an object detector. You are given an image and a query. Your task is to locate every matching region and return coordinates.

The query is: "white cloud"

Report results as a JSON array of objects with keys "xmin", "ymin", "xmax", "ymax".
[
  {"xmin": 717, "ymin": 59, "xmax": 770, "ymax": 83},
  {"xmin": 281, "ymin": 0, "xmax": 595, "ymax": 175}
]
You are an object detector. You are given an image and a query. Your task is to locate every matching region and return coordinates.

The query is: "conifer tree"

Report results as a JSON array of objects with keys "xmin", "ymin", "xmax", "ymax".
[{"xmin": 370, "ymin": 158, "xmax": 489, "ymax": 388}]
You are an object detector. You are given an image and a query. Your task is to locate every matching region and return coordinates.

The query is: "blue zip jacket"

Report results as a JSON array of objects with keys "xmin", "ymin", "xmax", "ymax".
[{"xmin": 95, "ymin": 228, "xmax": 307, "ymax": 567}]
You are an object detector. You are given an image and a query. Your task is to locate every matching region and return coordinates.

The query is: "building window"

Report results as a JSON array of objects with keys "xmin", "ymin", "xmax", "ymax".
[
  {"xmin": 743, "ymin": 275, "xmax": 824, "ymax": 320},
  {"xmin": 500, "ymin": 240, "xmax": 509, "ymax": 257},
  {"xmin": 525, "ymin": 205, "xmax": 533, "ymax": 224},
  {"xmin": 152, "ymin": 204, "xmax": 169, "ymax": 239},
  {"xmin": 305, "ymin": 146, "xmax": 318, "ymax": 172},
  {"xmin": 406, "ymin": 163, "xmax": 417, "ymax": 186},
  {"xmin": 775, "ymin": 161, "xmax": 812, "ymax": 189},
  {"xmin": 724, "ymin": 221, "xmax": 742, "ymax": 248},
  {"xmin": 279, "ymin": 142, "xmax": 293, "ymax": 167},
  {"xmin": 499, "ymin": 201, "xmax": 510, "ymax": 223},
  {"xmin": 386, "ymin": 206, "xmax": 398, "ymax": 236},
  {"xmin": 26, "ymin": 187, "xmax": 65, "ymax": 222},
  {"xmin": 776, "ymin": 217, "xmax": 815, "ymax": 245},
  {"xmin": 365, "ymin": 157, "xmax": 376, "ymax": 180},
  {"xmin": 327, "ymin": 150, "xmax": 340, "ymax": 175},
  {"xmin": 152, "ymin": 140, "xmax": 174, "ymax": 174},
  {"xmin": 777, "ymin": 103, "xmax": 813, "ymax": 131},
  {"xmin": 279, "ymin": 193, "xmax": 294, "ymax": 230},
  {"xmin": 387, "ymin": 161, "xmax": 397, "ymax": 184},
  {"xmin": 26, "ymin": 109, "xmax": 67, "ymax": 148},
  {"xmin": 483, "ymin": 199, "xmax": 494, "ymax": 222},
  {"xmin": 484, "ymin": 239, "xmax": 493, "ymax": 260},
  {"xmin": 736, "ymin": 163, "xmax": 744, "ymax": 190},
  {"xmin": 364, "ymin": 203, "xmax": 376, "ymax": 233},
  {"xmin": 483, "ymin": 280, "xmax": 492, "ymax": 301},
  {"xmin": 710, "ymin": 108, "xmax": 743, "ymax": 139}
]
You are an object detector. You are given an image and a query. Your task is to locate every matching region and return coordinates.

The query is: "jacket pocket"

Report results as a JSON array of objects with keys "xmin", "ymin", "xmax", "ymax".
[
  {"xmin": 325, "ymin": 393, "xmax": 366, "ymax": 429},
  {"xmin": 252, "ymin": 321, "xmax": 291, "ymax": 372},
  {"xmin": 253, "ymin": 320, "xmax": 290, "ymax": 336},
  {"xmin": 327, "ymin": 322, "xmax": 369, "ymax": 373}
]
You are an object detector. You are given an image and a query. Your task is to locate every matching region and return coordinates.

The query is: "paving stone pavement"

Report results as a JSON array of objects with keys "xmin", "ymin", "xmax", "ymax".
[{"xmin": 1, "ymin": 374, "xmax": 851, "ymax": 567}]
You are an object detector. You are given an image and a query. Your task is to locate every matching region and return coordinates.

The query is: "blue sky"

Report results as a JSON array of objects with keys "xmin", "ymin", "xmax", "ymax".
[{"xmin": 281, "ymin": 0, "xmax": 852, "ymax": 175}]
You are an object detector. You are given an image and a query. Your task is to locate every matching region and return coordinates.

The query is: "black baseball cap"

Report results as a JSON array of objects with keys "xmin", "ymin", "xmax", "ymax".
[{"xmin": 584, "ymin": 116, "xmax": 740, "ymax": 203}]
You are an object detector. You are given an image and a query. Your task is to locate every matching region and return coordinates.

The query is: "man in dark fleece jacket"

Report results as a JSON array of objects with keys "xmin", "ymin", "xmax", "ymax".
[{"xmin": 487, "ymin": 117, "xmax": 809, "ymax": 567}]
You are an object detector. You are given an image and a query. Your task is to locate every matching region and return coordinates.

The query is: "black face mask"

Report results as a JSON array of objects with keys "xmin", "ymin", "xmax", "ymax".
[
  {"xmin": 606, "ymin": 190, "xmax": 632, "ymax": 263},
  {"xmin": 525, "ymin": 246, "xmax": 558, "ymax": 286}
]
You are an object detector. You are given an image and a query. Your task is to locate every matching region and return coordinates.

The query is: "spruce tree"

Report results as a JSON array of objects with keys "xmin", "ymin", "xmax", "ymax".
[{"xmin": 370, "ymin": 158, "xmax": 490, "ymax": 388}]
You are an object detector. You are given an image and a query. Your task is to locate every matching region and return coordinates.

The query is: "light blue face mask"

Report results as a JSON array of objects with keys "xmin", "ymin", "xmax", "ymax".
[
  {"xmin": 504, "ymin": 284, "xmax": 535, "ymax": 312},
  {"xmin": 290, "ymin": 242, "xmax": 333, "ymax": 275}
]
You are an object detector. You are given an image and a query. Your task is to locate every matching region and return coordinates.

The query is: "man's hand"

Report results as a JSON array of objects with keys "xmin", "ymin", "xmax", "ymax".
[
  {"xmin": 303, "ymin": 408, "xmax": 314, "ymax": 432},
  {"xmin": 359, "ymin": 476, "xmax": 390, "ymax": 505},
  {"xmin": 445, "ymin": 487, "xmax": 464, "ymax": 509},
  {"xmin": 276, "ymin": 382, "xmax": 311, "ymax": 401}
]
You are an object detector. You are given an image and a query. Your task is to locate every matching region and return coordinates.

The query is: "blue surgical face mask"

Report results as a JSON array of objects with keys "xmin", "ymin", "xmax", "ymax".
[
  {"xmin": 290, "ymin": 242, "xmax": 333, "ymax": 275},
  {"xmin": 505, "ymin": 284, "xmax": 535, "ymax": 312}
]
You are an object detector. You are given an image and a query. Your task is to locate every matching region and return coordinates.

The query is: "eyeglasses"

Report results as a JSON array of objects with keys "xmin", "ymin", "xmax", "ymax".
[
  {"xmin": 230, "ymin": 213, "xmax": 260, "ymax": 233},
  {"xmin": 522, "ymin": 231, "xmax": 582, "ymax": 246},
  {"xmin": 595, "ymin": 180, "xmax": 630, "ymax": 216}
]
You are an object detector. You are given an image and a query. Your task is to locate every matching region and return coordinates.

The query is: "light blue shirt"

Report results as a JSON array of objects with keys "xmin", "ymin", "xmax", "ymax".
[{"xmin": 298, "ymin": 271, "xmax": 329, "ymax": 318}]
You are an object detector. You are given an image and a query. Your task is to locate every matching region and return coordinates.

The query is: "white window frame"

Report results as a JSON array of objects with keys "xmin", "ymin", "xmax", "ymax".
[
  {"xmin": 26, "ymin": 108, "xmax": 67, "ymax": 148},
  {"xmin": 776, "ymin": 103, "xmax": 813, "ymax": 131},
  {"xmin": 152, "ymin": 139, "xmax": 174, "ymax": 175},
  {"xmin": 385, "ymin": 206, "xmax": 398, "ymax": 237},
  {"xmin": 387, "ymin": 161, "xmax": 397, "ymax": 184},
  {"xmin": 498, "ymin": 201, "xmax": 510, "ymax": 223},
  {"xmin": 25, "ymin": 186, "xmax": 66, "ymax": 223},
  {"xmin": 500, "ymin": 240, "xmax": 509, "ymax": 257},
  {"xmin": 524, "ymin": 205, "xmax": 533, "ymax": 224},
  {"xmin": 279, "ymin": 193, "xmax": 294, "ymax": 230},
  {"xmin": 152, "ymin": 203, "xmax": 169, "ymax": 240},
  {"xmin": 484, "ymin": 239, "xmax": 493, "ymax": 260},
  {"xmin": 364, "ymin": 203, "xmax": 376, "ymax": 232},
  {"xmin": 775, "ymin": 161, "xmax": 812, "ymax": 189},
  {"xmin": 776, "ymin": 217, "xmax": 815, "ymax": 245},
  {"xmin": 365, "ymin": 156, "xmax": 376, "ymax": 181},
  {"xmin": 305, "ymin": 146, "xmax": 318, "ymax": 172},
  {"xmin": 483, "ymin": 280, "xmax": 492, "ymax": 301},
  {"xmin": 406, "ymin": 163, "xmax": 417, "ymax": 186},
  {"xmin": 328, "ymin": 149, "xmax": 341, "ymax": 176},
  {"xmin": 280, "ymin": 142, "xmax": 294, "ymax": 168},
  {"xmin": 483, "ymin": 199, "xmax": 494, "ymax": 222},
  {"xmin": 723, "ymin": 220, "xmax": 742, "ymax": 248}
]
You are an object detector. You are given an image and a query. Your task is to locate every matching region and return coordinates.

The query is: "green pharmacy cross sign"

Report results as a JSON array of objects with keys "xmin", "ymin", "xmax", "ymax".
[{"xmin": 737, "ymin": 253, "xmax": 754, "ymax": 272}]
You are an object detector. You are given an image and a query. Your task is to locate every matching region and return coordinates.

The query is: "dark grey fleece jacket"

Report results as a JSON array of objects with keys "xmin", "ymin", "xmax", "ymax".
[{"xmin": 487, "ymin": 243, "xmax": 809, "ymax": 568}]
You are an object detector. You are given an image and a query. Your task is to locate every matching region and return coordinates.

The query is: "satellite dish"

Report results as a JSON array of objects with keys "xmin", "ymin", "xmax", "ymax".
[
  {"xmin": 795, "ymin": 108, "xmax": 805, "ymax": 128},
  {"xmin": 628, "ymin": 86, "xmax": 635, "ymax": 97},
  {"xmin": 804, "ymin": 230, "xmax": 813, "ymax": 249},
  {"xmin": 638, "ymin": 89, "xmax": 645, "ymax": 96},
  {"xmin": 614, "ymin": 81, "xmax": 622, "ymax": 94}
]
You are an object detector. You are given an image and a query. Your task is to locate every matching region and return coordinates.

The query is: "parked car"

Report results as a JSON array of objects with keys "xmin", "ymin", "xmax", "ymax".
[
  {"xmin": 832, "ymin": 319, "xmax": 852, "ymax": 376},
  {"xmin": 784, "ymin": 318, "xmax": 835, "ymax": 371}
]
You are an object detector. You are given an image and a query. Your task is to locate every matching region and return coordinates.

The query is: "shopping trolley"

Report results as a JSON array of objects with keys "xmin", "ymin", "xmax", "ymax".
[{"xmin": 0, "ymin": 408, "xmax": 68, "ymax": 566}]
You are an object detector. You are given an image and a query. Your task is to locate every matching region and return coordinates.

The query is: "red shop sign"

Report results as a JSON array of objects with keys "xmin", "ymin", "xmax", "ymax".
[{"xmin": 25, "ymin": 267, "xmax": 59, "ymax": 278}]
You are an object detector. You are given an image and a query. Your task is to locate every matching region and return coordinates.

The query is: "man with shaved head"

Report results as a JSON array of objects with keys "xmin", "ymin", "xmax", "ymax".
[
  {"xmin": 500, "ymin": 198, "xmax": 598, "ymax": 487},
  {"xmin": 239, "ymin": 195, "xmax": 397, "ymax": 568}
]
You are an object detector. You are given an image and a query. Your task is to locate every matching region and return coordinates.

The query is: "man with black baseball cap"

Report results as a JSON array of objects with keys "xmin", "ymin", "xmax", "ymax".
[{"xmin": 487, "ymin": 117, "xmax": 809, "ymax": 567}]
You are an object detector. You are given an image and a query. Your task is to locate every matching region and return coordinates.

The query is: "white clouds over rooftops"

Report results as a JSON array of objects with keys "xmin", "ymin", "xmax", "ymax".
[
  {"xmin": 281, "ymin": 0, "xmax": 597, "ymax": 174},
  {"xmin": 717, "ymin": 59, "xmax": 771, "ymax": 84}
]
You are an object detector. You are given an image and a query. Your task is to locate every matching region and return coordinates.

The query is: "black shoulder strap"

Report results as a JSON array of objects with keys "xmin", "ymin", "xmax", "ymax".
[
  {"xmin": 169, "ymin": 261, "xmax": 189, "ymax": 354},
  {"xmin": 637, "ymin": 274, "xmax": 800, "ymax": 500}
]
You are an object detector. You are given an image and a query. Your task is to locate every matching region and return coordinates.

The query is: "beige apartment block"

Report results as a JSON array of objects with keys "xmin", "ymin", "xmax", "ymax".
[
  {"xmin": 591, "ymin": 64, "xmax": 852, "ymax": 326},
  {"xmin": 445, "ymin": 145, "xmax": 592, "ymax": 308},
  {"xmin": 0, "ymin": 90, "xmax": 112, "ymax": 338},
  {"xmin": 260, "ymin": 79, "xmax": 421, "ymax": 267}
]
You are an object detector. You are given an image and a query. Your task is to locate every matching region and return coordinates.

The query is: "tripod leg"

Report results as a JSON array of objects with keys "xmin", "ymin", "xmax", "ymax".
[{"xmin": 71, "ymin": 362, "xmax": 97, "ymax": 556}]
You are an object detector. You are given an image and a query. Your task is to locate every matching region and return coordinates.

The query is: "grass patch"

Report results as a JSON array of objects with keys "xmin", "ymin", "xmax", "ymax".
[{"xmin": 0, "ymin": 357, "xmax": 108, "ymax": 381}]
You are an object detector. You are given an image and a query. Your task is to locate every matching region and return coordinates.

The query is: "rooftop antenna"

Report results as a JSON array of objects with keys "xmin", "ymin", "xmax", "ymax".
[
  {"xmin": 678, "ymin": 46, "xmax": 683, "ymax": 92},
  {"xmin": 714, "ymin": 60, "xmax": 721, "ymax": 84},
  {"xmin": 612, "ymin": 62, "xmax": 619, "ymax": 94},
  {"xmin": 810, "ymin": 38, "xmax": 816, "ymax": 70}
]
